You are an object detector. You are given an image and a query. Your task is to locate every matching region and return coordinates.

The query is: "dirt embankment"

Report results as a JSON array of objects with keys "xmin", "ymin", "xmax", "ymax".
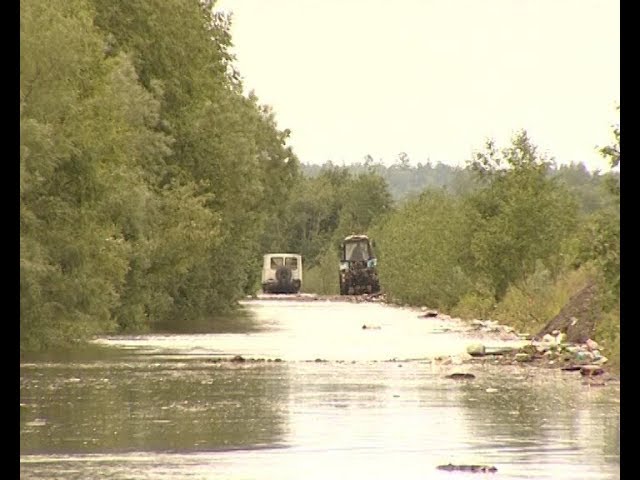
[
  {"xmin": 438, "ymin": 282, "xmax": 616, "ymax": 384},
  {"xmin": 534, "ymin": 282, "xmax": 598, "ymax": 344}
]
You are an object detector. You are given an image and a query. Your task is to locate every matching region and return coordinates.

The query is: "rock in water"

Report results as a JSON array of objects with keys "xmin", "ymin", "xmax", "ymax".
[
  {"xmin": 466, "ymin": 343, "xmax": 486, "ymax": 357},
  {"xmin": 580, "ymin": 365, "xmax": 605, "ymax": 377},
  {"xmin": 445, "ymin": 373, "xmax": 476, "ymax": 380},
  {"xmin": 561, "ymin": 365, "xmax": 582, "ymax": 372}
]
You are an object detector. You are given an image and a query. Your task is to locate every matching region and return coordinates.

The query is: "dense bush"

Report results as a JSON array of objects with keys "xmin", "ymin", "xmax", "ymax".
[
  {"xmin": 21, "ymin": 0, "xmax": 299, "ymax": 350},
  {"xmin": 370, "ymin": 128, "xmax": 619, "ymax": 368},
  {"xmin": 371, "ymin": 189, "xmax": 474, "ymax": 309}
]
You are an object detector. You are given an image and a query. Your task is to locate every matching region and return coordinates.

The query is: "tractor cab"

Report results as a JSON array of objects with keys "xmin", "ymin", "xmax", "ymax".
[{"xmin": 339, "ymin": 234, "xmax": 380, "ymax": 295}]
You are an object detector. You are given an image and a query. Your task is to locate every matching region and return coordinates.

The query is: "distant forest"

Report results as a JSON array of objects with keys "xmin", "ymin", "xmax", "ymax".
[{"xmin": 301, "ymin": 158, "xmax": 618, "ymax": 213}]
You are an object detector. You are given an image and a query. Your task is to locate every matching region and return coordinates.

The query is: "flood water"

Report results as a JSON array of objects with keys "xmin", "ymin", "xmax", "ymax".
[{"xmin": 20, "ymin": 298, "xmax": 620, "ymax": 479}]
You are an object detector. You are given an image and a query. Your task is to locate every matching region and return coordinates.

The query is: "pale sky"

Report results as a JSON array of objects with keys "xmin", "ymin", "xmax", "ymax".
[{"xmin": 214, "ymin": 0, "xmax": 619, "ymax": 171}]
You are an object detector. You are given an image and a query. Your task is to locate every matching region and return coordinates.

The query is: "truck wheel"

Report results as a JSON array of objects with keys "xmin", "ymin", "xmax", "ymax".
[{"xmin": 276, "ymin": 266, "xmax": 292, "ymax": 283}]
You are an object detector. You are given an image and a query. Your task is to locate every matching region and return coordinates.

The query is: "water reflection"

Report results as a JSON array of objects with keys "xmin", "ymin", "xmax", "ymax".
[
  {"xmin": 453, "ymin": 364, "xmax": 620, "ymax": 477},
  {"xmin": 152, "ymin": 308, "xmax": 262, "ymax": 334},
  {"xmin": 20, "ymin": 357, "xmax": 290, "ymax": 454}
]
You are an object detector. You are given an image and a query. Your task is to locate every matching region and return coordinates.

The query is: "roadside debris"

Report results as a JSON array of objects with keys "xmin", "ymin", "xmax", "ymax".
[
  {"xmin": 462, "ymin": 326, "xmax": 613, "ymax": 384},
  {"xmin": 580, "ymin": 365, "xmax": 605, "ymax": 377},
  {"xmin": 418, "ymin": 308, "xmax": 439, "ymax": 318},
  {"xmin": 467, "ymin": 318, "xmax": 520, "ymax": 340},
  {"xmin": 437, "ymin": 464, "xmax": 497, "ymax": 473},
  {"xmin": 445, "ymin": 373, "xmax": 476, "ymax": 380}
]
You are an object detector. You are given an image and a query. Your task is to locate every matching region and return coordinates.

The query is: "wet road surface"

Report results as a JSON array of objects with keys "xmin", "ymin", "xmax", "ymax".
[{"xmin": 20, "ymin": 298, "xmax": 620, "ymax": 479}]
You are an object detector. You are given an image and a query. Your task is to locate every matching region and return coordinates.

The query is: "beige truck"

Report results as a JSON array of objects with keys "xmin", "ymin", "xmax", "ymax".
[{"xmin": 261, "ymin": 253, "xmax": 303, "ymax": 294}]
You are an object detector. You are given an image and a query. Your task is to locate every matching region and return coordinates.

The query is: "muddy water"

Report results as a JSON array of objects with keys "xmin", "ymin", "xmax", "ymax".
[{"xmin": 20, "ymin": 299, "xmax": 620, "ymax": 479}]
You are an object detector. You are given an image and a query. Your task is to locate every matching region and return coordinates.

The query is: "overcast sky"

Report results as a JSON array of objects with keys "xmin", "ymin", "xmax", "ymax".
[{"xmin": 214, "ymin": 0, "xmax": 619, "ymax": 171}]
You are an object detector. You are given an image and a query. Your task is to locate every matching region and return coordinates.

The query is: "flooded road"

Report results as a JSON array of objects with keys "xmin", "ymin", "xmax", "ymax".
[{"xmin": 20, "ymin": 298, "xmax": 620, "ymax": 479}]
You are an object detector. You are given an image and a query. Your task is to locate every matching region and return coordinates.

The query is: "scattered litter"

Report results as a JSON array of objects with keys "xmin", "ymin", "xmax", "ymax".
[
  {"xmin": 445, "ymin": 373, "xmax": 475, "ymax": 380},
  {"xmin": 437, "ymin": 464, "xmax": 497, "ymax": 473}
]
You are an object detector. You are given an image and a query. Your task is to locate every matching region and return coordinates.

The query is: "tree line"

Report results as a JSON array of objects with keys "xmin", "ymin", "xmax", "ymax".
[
  {"xmin": 301, "ymin": 155, "xmax": 618, "ymax": 213},
  {"xmin": 21, "ymin": 0, "xmax": 301, "ymax": 350}
]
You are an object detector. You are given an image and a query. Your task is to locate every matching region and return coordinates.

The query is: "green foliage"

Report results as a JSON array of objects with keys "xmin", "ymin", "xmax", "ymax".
[
  {"xmin": 301, "ymin": 157, "xmax": 613, "ymax": 206},
  {"xmin": 567, "ymin": 118, "xmax": 620, "ymax": 305},
  {"xmin": 280, "ymin": 166, "xmax": 392, "ymax": 268},
  {"xmin": 301, "ymin": 159, "xmax": 479, "ymax": 200},
  {"xmin": 332, "ymin": 172, "xmax": 393, "ymax": 243},
  {"xmin": 21, "ymin": 0, "xmax": 301, "ymax": 350},
  {"xmin": 371, "ymin": 189, "xmax": 474, "ymax": 309},
  {"xmin": 567, "ymin": 209, "xmax": 620, "ymax": 299},
  {"xmin": 283, "ymin": 174, "xmax": 344, "ymax": 266},
  {"xmin": 594, "ymin": 302, "xmax": 620, "ymax": 370},
  {"xmin": 451, "ymin": 288, "xmax": 496, "ymax": 321},
  {"xmin": 492, "ymin": 264, "xmax": 595, "ymax": 334},
  {"xmin": 551, "ymin": 163, "xmax": 617, "ymax": 214},
  {"xmin": 302, "ymin": 248, "xmax": 340, "ymax": 295},
  {"xmin": 598, "ymin": 106, "xmax": 620, "ymax": 169},
  {"xmin": 465, "ymin": 130, "xmax": 579, "ymax": 299},
  {"xmin": 21, "ymin": 0, "xmax": 159, "ymax": 349},
  {"xmin": 368, "ymin": 129, "xmax": 619, "ymax": 370}
]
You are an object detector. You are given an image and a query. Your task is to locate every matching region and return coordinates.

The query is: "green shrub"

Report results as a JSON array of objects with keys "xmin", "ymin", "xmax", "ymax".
[
  {"xmin": 489, "ymin": 264, "xmax": 594, "ymax": 333},
  {"xmin": 302, "ymin": 248, "xmax": 339, "ymax": 295},
  {"xmin": 451, "ymin": 284, "xmax": 496, "ymax": 320},
  {"xmin": 594, "ymin": 302, "xmax": 620, "ymax": 371},
  {"xmin": 372, "ymin": 189, "xmax": 474, "ymax": 309}
]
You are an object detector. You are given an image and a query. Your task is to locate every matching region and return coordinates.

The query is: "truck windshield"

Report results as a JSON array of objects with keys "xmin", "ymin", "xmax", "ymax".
[{"xmin": 344, "ymin": 241, "xmax": 370, "ymax": 261}]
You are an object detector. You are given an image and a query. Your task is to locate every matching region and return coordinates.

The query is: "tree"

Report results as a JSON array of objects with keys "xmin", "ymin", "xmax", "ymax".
[
  {"xmin": 333, "ymin": 172, "xmax": 393, "ymax": 241},
  {"xmin": 92, "ymin": 0, "xmax": 301, "ymax": 312},
  {"xmin": 599, "ymin": 106, "xmax": 620, "ymax": 169},
  {"xmin": 21, "ymin": 0, "xmax": 302, "ymax": 349},
  {"xmin": 371, "ymin": 189, "xmax": 474, "ymax": 308},
  {"xmin": 21, "ymin": 0, "xmax": 172, "ymax": 348},
  {"xmin": 465, "ymin": 130, "xmax": 578, "ymax": 300}
]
